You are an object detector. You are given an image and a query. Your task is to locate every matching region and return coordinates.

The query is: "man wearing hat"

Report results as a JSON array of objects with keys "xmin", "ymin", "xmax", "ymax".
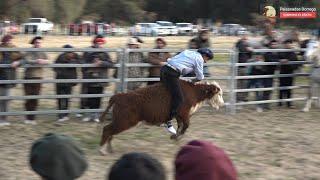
[
  {"xmin": 188, "ymin": 29, "xmax": 212, "ymax": 77},
  {"xmin": 54, "ymin": 45, "xmax": 81, "ymax": 122},
  {"xmin": 0, "ymin": 35, "xmax": 22, "ymax": 126},
  {"xmin": 80, "ymin": 35, "xmax": 114, "ymax": 122},
  {"xmin": 146, "ymin": 38, "xmax": 171, "ymax": 85},
  {"xmin": 18, "ymin": 36, "xmax": 49, "ymax": 125},
  {"xmin": 235, "ymin": 33, "xmax": 253, "ymax": 102},
  {"xmin": 127, "ymin": 37, "xmax": 145, "ymax": 90},
  {"xmin": 29, "ymin": 133, "xmax": 88, "ymax": 180},
  {"xmin": 160, "ymin": 48, "xmax": 213, "ymax": 134}
]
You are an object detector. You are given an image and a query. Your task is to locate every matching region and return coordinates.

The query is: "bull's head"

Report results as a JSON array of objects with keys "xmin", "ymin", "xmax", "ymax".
[{"xmin": 198, "ymin": 81, "xmax": 224, "ymax": 110}]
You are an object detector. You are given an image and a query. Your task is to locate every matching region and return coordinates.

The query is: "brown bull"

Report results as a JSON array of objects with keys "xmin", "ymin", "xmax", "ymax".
[{"xmin": 99, "ymin": 80, "xmax": 224, "ymax": 155}]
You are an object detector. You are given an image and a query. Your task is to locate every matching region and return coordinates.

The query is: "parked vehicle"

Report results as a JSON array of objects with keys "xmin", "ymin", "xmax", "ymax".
[
  {"xmin": 68, "ymin": 21, "xmax": 106, "ymax": 36},
  {"xmin": 211, "ymin": 26, "xmax": 219, "ymax": 35},
  {"xmin": 112, "ymin": 27, "xmax": 127, "ymax": 36},
  {"xmin": 95, "ymin": 23, "xmax": 112, "ymax": 35},
  {"xmin": 219, "ymin": 24, "xmax": 248, "ymax": 36},
  {"xmin": 0, "ymin": 21, "xmax": 19, "ymax": 34},
  {"xmin": 130, "ymin": 23, "xmax": 168, "ymax": 36},
  {"xmin": 156, "ymin": 21, "xmax": 178, "ymax": 35},
  {"xmin": 176, "ymin": 23, "xmax": 197, "ymax": 35},
  {"xmin": 22, "ymin": 18, "xmax": 54, "ymax": 34}
]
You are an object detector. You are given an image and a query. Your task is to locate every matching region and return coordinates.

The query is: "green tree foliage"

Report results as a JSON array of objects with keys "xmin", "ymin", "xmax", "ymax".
[{"xmin": 0, "ymin": 0, "xmax": 318, "ymax": 28}]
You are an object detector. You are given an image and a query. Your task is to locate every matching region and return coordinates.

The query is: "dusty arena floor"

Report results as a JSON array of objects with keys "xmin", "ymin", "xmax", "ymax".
[{"xmin": 0, "ymin": 105, "xmax": 319, "ymax": 180}]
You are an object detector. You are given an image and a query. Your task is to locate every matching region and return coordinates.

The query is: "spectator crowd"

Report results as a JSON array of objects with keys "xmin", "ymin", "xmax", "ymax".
[
  {"xmin": 29, "ymin": 133, "xmax": 238, "ymax": 180},
  {"xmin": 0, "ymin": 28, "xmax": 314, "ymax": 126}
]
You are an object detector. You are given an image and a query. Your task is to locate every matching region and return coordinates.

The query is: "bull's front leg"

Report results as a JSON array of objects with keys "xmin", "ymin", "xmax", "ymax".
[
  {"xmin": 170, "ymin": 120, "xmax": 183, "ymax": 140},
  {"xmin": 171, "ymin": 114, "xmax": 190, "ymax": 140},
  {"xmin": 302, "ymin": 82, "xmax": 314, "ymax": 112}
]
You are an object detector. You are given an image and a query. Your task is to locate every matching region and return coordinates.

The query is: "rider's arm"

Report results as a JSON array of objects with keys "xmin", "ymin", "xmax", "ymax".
[{"xmin": 194, "ymin": 57, "xmax": 204, "ymax": 81}]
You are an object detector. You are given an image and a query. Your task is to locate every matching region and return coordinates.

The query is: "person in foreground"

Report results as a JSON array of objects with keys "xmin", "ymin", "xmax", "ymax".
[
  {"xmin": 160, "ymin": 48, "xmax": 213, "ymax": 134},
  {"xmin": 108, "ymin": 152, "xmax": 166, "ymax": 180},
  {"xmin": 29, "ymin": 133, "xmax": 88, "ymax": 180},
  {"xmin": 175, "ymin": 140, "xmax": 238, "ymax": 180}
]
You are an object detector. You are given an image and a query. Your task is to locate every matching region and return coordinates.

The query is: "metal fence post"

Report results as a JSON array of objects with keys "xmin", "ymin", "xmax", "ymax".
[
  {"xmin": 121, "ymin": 48, "xmax": 129, "ymax": 92},
  {"xmin": 116, "ymin": 50, "xmax": 124, "ymax": 93},
  {"xmin": 228, "ymin": 50, "xmax": 238, "ymax": 114}
]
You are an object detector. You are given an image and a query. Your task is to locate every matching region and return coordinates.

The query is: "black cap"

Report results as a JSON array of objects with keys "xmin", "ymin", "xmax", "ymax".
[
  {"xmin": 197, "ymin": 48, "xmax": 214, "ymax": 60},
  {"xmin": 63, "ymin": 44, "xmax": 74, "ymax": 48}
]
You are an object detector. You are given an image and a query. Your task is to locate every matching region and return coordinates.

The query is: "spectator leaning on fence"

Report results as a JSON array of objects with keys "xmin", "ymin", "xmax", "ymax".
[
  {"xmin": 54, "ymin": 45, "xmax": 80, "ymax": 122},
  {"xmin": 235, "ymin": 33, "xmax": 253, "ymax": 102},
  {"xmin": 127, "ymin": 37, "xmax": 145, "ymax": 91},
  {"xmin": 146, "ymin": 38, "xmax": 171, "ymax": 85},
  {"xmin": 262, "ymin": 40, "xmax": 279, "ymax": 110},
  {"xmin": 188, "ymin": 29, "xmax": 211, "ymax": 77},
  {"xmin": 18, "ymin": 36, "xmax": 49, "ymax": 125},
  {"xmin": 29, "ymin": 133, "xmax": 88, "ymax": 180},
  {"xmin": 261, "ymin": 30, "xmax": 278, "ymax": 47},
  {"xmin": 278, "ymin": 40, "xmax": 300, "ymax": 108},
  {"xmin": 81, "ymin": 35, "xmax": 114, "ymax": 123},
  {"xmin": 188, "ymin": 38, "xmax": 198, "ymax": 49},
  {"xmin": 0, "ymin": 35, "xmax": 22, "ymax": 126},
  {"xmin": 247, "ymin": 53, "xmax": 265, "ymax": 113},
  {"xmin": 108, "ymin": 152, "xmax": 166, "ymax": 180}
]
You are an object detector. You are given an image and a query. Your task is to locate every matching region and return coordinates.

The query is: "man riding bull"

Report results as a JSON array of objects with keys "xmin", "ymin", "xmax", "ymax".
[{"xmin": 160, "ymin": 48, "xmax": 213, "ymax": 134}]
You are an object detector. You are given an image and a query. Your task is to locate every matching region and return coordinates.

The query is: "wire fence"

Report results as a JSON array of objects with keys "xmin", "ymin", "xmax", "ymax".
[{"xmin": 0, "ymin": 48, "xmax": 316, "ymax": 118}]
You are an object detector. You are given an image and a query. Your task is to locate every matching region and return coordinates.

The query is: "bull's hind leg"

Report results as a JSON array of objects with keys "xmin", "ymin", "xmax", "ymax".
[
  {"xmin": 99, "ymin": 120, "xmax": 139, "ymax": 155},
  {"xmin": 100, "ymin": 123, "xmax": 114, "ymax": 155}
]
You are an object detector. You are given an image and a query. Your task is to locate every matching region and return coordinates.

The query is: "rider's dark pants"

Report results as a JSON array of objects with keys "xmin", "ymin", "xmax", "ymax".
[{"xmin": 160, "ymin": 65, "xmax": 183, "ymax": 120}]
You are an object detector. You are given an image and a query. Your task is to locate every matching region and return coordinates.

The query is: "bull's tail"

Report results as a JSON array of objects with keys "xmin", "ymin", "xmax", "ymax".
[{"xmin": 99, "ymin": 96, "xmax": 115, "ymax": 124}]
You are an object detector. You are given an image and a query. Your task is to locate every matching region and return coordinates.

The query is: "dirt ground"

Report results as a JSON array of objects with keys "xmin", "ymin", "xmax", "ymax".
[
  {"xmin": 1, "ymin": 35, "xmax": 319, "ymax": 180},
  {"xmin": 0, "ymin": 105, "xmax": 319, "ymax": 180}
]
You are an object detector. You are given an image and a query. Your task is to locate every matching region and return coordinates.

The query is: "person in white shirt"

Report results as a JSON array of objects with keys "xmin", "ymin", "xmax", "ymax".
[{"xmin": 160, "ymin": 48, "xmax": 213, "ymax": 134}]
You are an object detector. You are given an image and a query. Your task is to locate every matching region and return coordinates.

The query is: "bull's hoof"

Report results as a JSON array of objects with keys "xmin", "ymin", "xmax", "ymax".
[
  {"xmin": 302, "ymin": 107, "xmax": 309, "ymax": 112},
  {"xmin": 170, "ymin": 134, "xmax": 177, "ymax": 140},
  {"xmin": 170, "ymin": 134, "xmax": 182, "ymax": 141},
  {"xmin": 99, "ymin": 148, "xmax": 108, "ymax": 156},
  {"xmin": 107, "ymin": 147, "xmax": 114, "ymax": 154}
]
